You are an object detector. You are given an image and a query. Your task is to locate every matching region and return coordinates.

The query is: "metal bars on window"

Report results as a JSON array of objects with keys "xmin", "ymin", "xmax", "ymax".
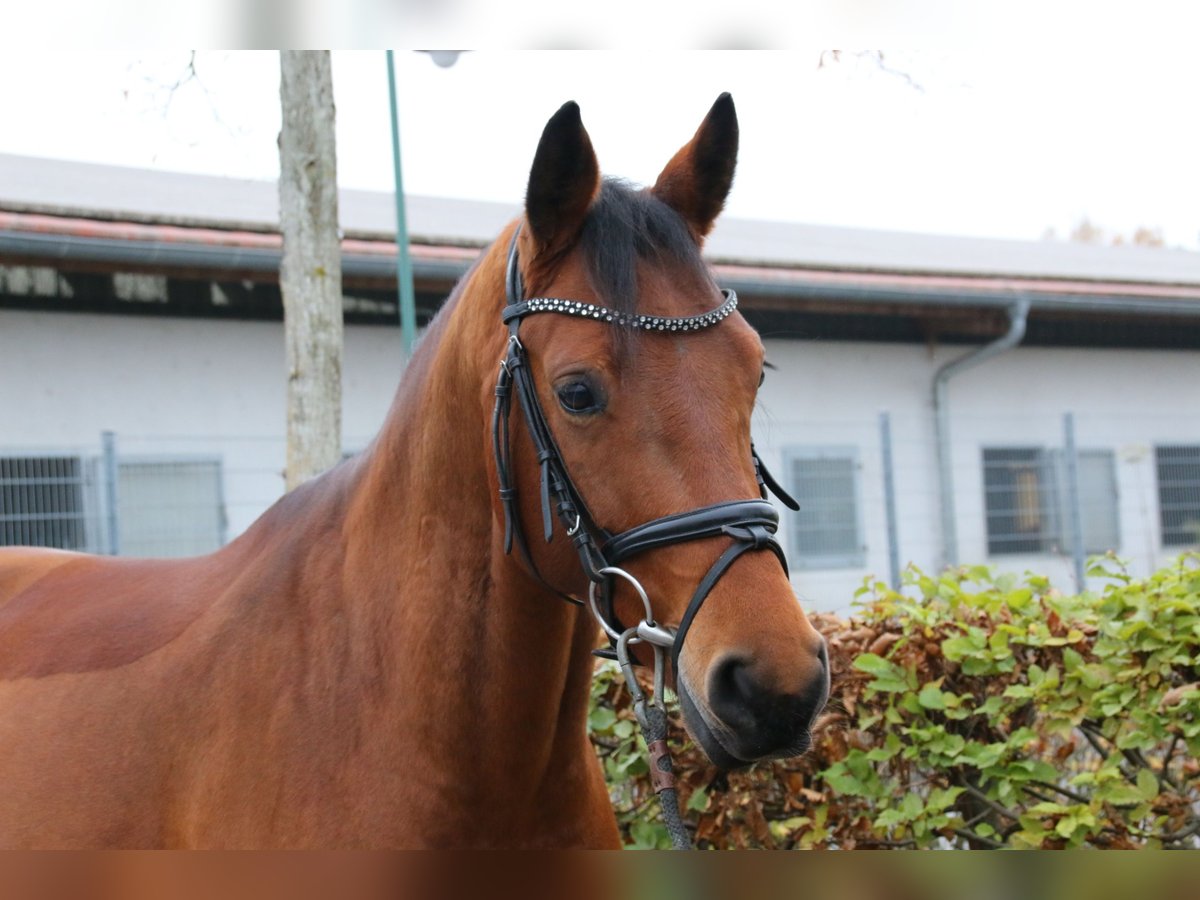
[
  {"xmin": 0, "ymin": 437, "xmax": 227, "ymax": 558},
  {"xmin": 784, "ymin": 447, "xmax": 866, "ymax": 570},
  {"xmin": 1156, "ymin": 445, "xmax": 1200, "ymax": 548}
]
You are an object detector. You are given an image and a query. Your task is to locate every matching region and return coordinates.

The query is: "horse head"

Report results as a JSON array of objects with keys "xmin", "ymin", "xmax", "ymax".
[{"xmin": 492, "ymin": 95, "xmax": 829, "ymax": 769}]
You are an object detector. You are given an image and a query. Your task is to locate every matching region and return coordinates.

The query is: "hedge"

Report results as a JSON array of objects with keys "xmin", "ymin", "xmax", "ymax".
[{"xmin": 590, "ymin": 553, "xmax": 1200, "ymax": 849}]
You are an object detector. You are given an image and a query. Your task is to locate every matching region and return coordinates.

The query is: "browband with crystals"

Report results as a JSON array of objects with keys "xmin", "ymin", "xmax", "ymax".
[{"xmin": 501, "ymin": 290, "xmax": 739, "ymax": 333}]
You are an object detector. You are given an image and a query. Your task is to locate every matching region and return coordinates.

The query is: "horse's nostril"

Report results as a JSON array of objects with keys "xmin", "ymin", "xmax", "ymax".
[{"xmin": 708, "ymin": 656, "xmax": 759, "ymax": 733}]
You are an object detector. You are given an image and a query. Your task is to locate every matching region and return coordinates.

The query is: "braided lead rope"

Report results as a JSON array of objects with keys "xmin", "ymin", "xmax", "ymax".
[{"xmin": 615, "ymin": 627, "xmax": 693, "ymax": 851}]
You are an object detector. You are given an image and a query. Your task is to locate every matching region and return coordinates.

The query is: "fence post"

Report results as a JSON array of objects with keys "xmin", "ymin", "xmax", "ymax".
[
  {"xmin": 102, "ymin": 430, "xmax": 120, "ymax": 556},
  {"xmin": 879, "ymin": 412, "xmax": 902, "ymax": 591},
  {"xmin": 1062, "ymin": 413, "xmax": 1085, "ymax": 591}
]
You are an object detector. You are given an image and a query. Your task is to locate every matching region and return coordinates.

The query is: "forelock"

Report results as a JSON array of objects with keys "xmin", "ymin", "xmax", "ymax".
[{"xmin": 577, "ymin": 178, "xmax": 708, "ymax": 320}]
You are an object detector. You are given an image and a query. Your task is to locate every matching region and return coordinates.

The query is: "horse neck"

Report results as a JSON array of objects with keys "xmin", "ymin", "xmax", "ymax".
[{"xmin": 342, "ymin": 237, "xmax": 598, "ymax": 781}]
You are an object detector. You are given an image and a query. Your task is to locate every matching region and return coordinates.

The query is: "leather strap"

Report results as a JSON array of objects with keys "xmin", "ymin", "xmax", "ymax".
[
  {"xmin": 670, "ymin": 527, "xmax": 788, "ymax": 678},
  {"xmin": 603, "ymin": 499, "xmax": 780, "ymax": 563}
]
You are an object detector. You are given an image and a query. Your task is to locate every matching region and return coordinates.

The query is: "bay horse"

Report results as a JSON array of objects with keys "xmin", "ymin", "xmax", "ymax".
[{"xmin": 0, "ymin": 94, "xmax": 828, "ymax": 848}]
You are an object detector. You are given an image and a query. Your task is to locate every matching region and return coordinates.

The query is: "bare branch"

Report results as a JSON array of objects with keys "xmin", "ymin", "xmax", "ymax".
[
  {"xmin": 1027, "ymin": 780, "xmax": 1091, "ymax": 805},
  {"xmin": 817, "ymin": 50, "xmax": 926, "ymax": 93},
  {"xmin": 955, "ymin": 777, "xmax": 1021, "ymax": 823},
  {"xmin": 954, "ymin": 827, "xmax": 1006, "ymax": 849}
]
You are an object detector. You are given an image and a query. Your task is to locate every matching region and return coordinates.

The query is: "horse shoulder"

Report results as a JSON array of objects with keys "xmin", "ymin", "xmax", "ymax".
[{"xmin": 0, "ymin": 547, "xmax": 226, "ymax": 680}]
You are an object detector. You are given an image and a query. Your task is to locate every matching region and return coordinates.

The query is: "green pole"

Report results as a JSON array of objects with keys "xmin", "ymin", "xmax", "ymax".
[{"xmin": 386, "ymin": 50, "xmax": 417, "ymax": 358}]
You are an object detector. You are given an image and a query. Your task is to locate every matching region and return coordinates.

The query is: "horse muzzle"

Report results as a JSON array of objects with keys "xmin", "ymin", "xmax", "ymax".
[{"xmin": 676, "ymin": 639, "xmax": 830, "ymax": 770}]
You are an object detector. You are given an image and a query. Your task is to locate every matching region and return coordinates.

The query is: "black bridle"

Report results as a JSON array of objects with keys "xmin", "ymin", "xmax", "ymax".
[{"xmin": 490, "ymin": 227, "xmax": 800, "ymax": 679}]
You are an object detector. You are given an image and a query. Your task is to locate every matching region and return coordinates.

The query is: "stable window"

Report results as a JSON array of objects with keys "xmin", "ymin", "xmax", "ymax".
[
  {"xmin": 983, "ymin": 447, "xmax": 1119, "ymax": 556},
  {"xmin": 0, "ymin": 455, "xmax": 93, "ymax": 550},
  {"xmin": 785, "ymin": 447, "xmax": 865, "ymax": 569},
  {"xmin": 0, "ymin": 452, "xmax": 225, "ymax": 557},
  {"xmin": 1156, "ymin": 445, "xmax": 1200, "ymax": 548},
  {"xmin": 117, "ymin": 458, "xmax": 226, "ymax": 557}
]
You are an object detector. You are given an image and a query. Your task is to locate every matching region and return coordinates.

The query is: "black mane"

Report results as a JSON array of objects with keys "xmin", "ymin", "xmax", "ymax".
[{"xmin": 577, "ymin": 178, "xmax": 710, "ymax": 320}]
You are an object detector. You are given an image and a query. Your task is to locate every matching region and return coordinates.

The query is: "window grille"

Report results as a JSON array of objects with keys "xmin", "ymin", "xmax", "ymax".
[
  {"xmin": 0, "ymin": 452, "xmax": 225, "ymax": 558},
  {"xmin": 1156, "ymin": 445, "xmax": 1200, "ymax": 548},
  {"xmin": 983, "ymin": 447, "xmax": 1119, "ymax": 556},
  {"xmin": 117, "ymin": 459, "xmax": 226, "ymax": 557},
  {"xmin": 785, "ymin": 447, "xmax": 865, "ymax": 569},
  {"xmin": 0, "ymin": 456, "xmax": 96, "ymax": 550}
]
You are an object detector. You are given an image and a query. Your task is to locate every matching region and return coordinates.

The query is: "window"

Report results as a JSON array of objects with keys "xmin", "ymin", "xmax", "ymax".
[
  {"xmin": 0, "ymin": 456, "xmax": 93, "ymax": 550},
  {"xmin": 785, "ymin": 447, "xmax": 865, "ymax": 569},
  {"xmin": 117, "ymin": 459, "xmax": 226, "ymax": 557},
  {"xmin": 1156, "ymin": 445, "xmax": 1200, "ymax": 547},
  {"xmin": 0, "ymin": 453, "xmax": 225, "ymax": 557},
  {"xmin": 983, "ymin": 447, "xmax": 1119, "ymax": 556},
  {"xmin": 983, "ymin": 448, "xmax": 1049, "ymax": 554}
]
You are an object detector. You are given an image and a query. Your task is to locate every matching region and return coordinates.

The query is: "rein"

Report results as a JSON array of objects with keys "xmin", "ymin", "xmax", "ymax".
[{"xmin": 491, "ymin": 227, "xmax": 799, "ymax": 849}]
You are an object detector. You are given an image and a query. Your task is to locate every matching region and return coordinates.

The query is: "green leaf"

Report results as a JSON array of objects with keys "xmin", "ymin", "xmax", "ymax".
[
  {"xmin": 823, "ymin": 764, "xmax": 866, "ymax": 797},
  {"xmin": 941, "ymin": 635, "xmax": 981, "ymax": 660},
  {"xmin": 1097, "ymin": 782, "xmax": 1145, "ymax": 807},
  {"xmin": 854, "ymin": 653, "xmax": 900, "ymax": 676},
  {"xmin": 628, "ymin": 820, "xmax": 670, "ymax": 850},
  {"xmin": 918, "ymin": 685, "xmax": 947, "ymax": 710},
  {"xmin": 1055, "ymin": 815, "xmax": 1078, "ymax": 838},
  {"xmin": 1136, "ymin": 768, "xmax": 1160, "ymax": 801},
  {"xmin": 588, "ymin": 707, "xmax": 617, "ymax": 732}
]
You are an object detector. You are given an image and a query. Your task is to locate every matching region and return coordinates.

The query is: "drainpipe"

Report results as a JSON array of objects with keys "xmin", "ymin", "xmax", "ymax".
[{"xmin": 933, "ymin": 297, "xmax": 1031, "ymax": 568}]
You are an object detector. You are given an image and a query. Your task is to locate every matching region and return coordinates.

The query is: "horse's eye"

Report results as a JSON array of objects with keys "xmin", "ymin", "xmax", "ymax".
[
  {"xmin": 758, "ymin": 369, "xmax": 766, "ymax": 387},
  {"xmin": 557, "ymin": 380, "xmax": 602, "ymax": 415}
]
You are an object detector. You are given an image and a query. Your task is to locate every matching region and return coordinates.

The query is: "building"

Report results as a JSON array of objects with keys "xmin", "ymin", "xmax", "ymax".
[{"xmin": 2, "ymin": 153, "xmax": 1198, "ymax": 611}]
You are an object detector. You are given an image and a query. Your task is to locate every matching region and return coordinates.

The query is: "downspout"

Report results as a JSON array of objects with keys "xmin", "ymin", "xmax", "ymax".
[{"xmin": 933, "ymin": 297, "xmax": 1031, "ymax": 568}]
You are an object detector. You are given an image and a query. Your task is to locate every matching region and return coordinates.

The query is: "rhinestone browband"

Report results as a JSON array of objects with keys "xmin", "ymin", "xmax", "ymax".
[{"xmin": 507, "ymin": 289, "xmax": 739, "ymax": 333}]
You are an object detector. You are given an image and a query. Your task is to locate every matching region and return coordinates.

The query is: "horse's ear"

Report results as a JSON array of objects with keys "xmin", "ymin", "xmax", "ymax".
[
  {"xmin": 651, "ymin": 93, "xmax": 738, "ymax": 240},
  {"xmin": 525, "ymin": 101, "xmax": 601, "ymax": 256}
]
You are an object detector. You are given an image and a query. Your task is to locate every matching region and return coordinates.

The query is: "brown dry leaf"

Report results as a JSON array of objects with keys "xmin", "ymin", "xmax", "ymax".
[
  {"xmin": 846, "ymin": 729, "xmax": 874, "ymax": 751},
  {"xmin": 825, "ymin": 728, "xmax": 850, "ymax": 762},
  {"xmin": 868, "ymin": 632, "xmax": 902, "ymax": 657},
  {"xmin": 842, "ymin": 626, "xmax": 877, "ymax": 644},
  {"xmin": 1160, "ymin": 683, "xmax": 1199, "ymax": 709},
  {"xmin": 746, "ymin": 800, "xmax": 774, "ymax": 848}
]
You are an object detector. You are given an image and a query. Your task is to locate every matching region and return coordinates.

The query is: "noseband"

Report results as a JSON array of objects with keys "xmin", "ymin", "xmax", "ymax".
[{"xmin": 491, "ymin": 228, "xmax": 799, "ymax": 679}]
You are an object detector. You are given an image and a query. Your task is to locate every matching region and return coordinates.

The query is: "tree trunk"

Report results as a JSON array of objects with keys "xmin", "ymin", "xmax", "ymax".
[{"xmin": 278, "ymin": 50, "xmax": 343, "ymax": 492}]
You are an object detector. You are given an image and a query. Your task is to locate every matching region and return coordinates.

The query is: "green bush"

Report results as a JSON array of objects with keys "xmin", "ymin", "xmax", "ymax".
[{"xmin": 591, "ymin": 554, "xmax": 1200, "ymax": 849}]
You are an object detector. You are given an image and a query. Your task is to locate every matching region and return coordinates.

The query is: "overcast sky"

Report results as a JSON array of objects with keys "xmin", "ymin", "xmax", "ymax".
[{"xmin": 2, "ymin": 49, "xmax": 1197, "ymax": 248}]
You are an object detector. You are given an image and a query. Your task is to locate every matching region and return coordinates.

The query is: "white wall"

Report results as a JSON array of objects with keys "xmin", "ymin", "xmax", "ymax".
[
  {"xmin": 1, "ymin": 310, "xmax": 399, "ymax": 442},
  {"xmin": 1, "ymin": 310, "xmax": 402, "ymax": 536},
  {"xmin": 755, "ymin": 339, "xmax": 1200, "ymax": 612},
  {"xmin": 4, "ymin": 309, "xmax": 1198, "ymax": 610}
]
